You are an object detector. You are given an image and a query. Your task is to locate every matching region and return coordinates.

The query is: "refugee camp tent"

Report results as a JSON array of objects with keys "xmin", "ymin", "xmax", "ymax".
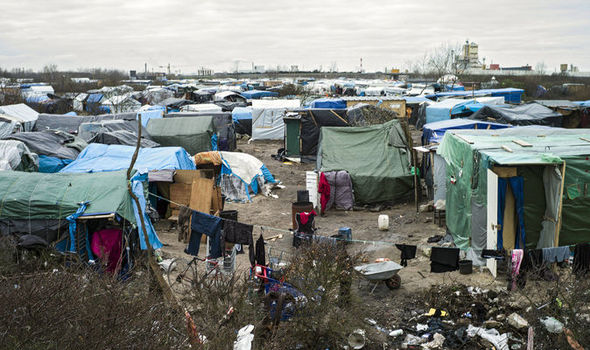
[
  {"xmin": 101, "ymin": 95, "xmax": 141, "ymax": 113},
  {"xmin": 420, "ymin": 119, "xmax": 512, "ymax": 202},
  {"xmin": 78, "ymin": 119, "xmax": 151, "ymax": 142},
  {"xmin": 251, "ymin": 99, "xmax": 301, "ymax": 140},
  {"xmin": 73, "ymin": 93, "xmax": 88, "ymax": 112},
  {"xmin": 317, "ymin": 119, "xmax": 413, "ymax": 204},
  {"xmin": 218, "ymin": 151, "xmax": 277, "ymax": 202},
  {"xmin": 61, "ymin": 143, "xmax": 195, "ymax": 174},
  {"xmin": 0, "ymin": 170, "xmax": 162, "ymax": 250},
  {"xmin": 232, "ymin": 107, "xmax": 253, "ymax": 135},
  {"xmin": 34, "ymin": 113, "xmax": 135, "ymax": 134},
  {"xmin": 0, "ymin": 103, "xmax": 39, "ymax": 131},
  {"xmin": 143, "ymin": 87, "xmax": 174, "ymax": 105},
  {"xmin": 437, "ymin": 128, "xmax": 590, "ymax": 271},
  {"xmin": 469, "ymin": 103, "xmax": 563, "ymax": 126},
  {"xmin": 85, "ymin": 93, "xmax": 105, "ymax": 113},
  {"xmin": 146, "ymin": 116, "xmax": 214, "ymax": 155},
  {"xmin": 426, "ymin": 88, "xmax": 524, "ymax": 104},
  {"xmin": 308, "ymin": 98, "xmax": 346, "ymax": 109},
  {"xmin": 0, "ymin": 140, "xmax": 38, "ymax": 171},
  {"xmin": 534, "ymin": 100, "xmax": 586, "ymax": 128},
  {"xmin": 166, "ymin": 112, "xmax": 236, "ymax": 151},
  {"xmin": 157, "ymin": 97, "xmax": 192, "ymax": 112},
  {"xmin": 283, "ymin": 109, "xmax": 349, "ymax": 159},
  {"xmin": 240, "ymin": 90, "xmax": 279, "ymax": 99},
  {"xmin": 214, "ymin": 91, "xmax": 247, "ymax": 103},
  {"xmin": 181, "ymin": 104, "xmax": 223, "ymax": 113},
  {"xmin": 4, "ymin": 130, "xmax": 87, "ymax": 172}
]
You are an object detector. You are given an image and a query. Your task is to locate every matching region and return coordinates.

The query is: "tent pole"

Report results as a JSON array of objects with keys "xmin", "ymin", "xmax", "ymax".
[
  {"xmin": 413, "ymin": 149, "xmax": 419, "ymax": 213},
  {"xmin": 554, "ymin": 161, "xmax": 567, "ymax": 247}
]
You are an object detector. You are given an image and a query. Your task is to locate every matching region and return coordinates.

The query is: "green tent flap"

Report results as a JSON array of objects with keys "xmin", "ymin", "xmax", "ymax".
[
  {"xmin": 146, "ymin": 116, "xmax": 214, "ymax": 155},
  {"xmin": 0, "ymin": 170, "xmax": 135, "ymax": 224},
  {"xmin": 560, "ymin": 156, "xmax": 590, "ymax": 246},
  {"xmin": 318, "ymin": 119, "xmax": 413, "ymax": 204}
]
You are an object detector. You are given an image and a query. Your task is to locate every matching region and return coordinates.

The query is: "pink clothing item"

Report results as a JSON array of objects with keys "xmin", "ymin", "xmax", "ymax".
[
  {"xmin": 511, "ymin": 249, "xmax": 524, "ymax": 290},
  {"xmin": 91, "ymin": 228, "xmax": 123, "ymax": 273}
]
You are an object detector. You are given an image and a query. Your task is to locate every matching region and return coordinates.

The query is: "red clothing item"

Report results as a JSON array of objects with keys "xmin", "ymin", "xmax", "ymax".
[
  {"xmin": 91, "ymin": 228, "xmax": 123, "ymax": 273},
  {"xmin": 318, "ymin": 172, "xmax": 331, "ymax": 214},
  {"xmin": 299, "ymin": 210, "xmax": 317, "ymax": 225}
]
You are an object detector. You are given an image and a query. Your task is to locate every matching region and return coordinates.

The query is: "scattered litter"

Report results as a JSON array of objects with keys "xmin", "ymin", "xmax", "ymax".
[
  {"xmin": 425, "ymin": 308, "xmax": 448, "ymax": 317},
  {"xmin": 421, "ymin": 333, "xmax": 445, "ymax": 349},
  {"xmin": 389, "ymin": 329, "xmax": 403, "ymax": 337},
  {"xmin": 540, "ymin": 316, "xmax": 563, "ymax": 333},
  {"xmin": 507, "ymin": 313, "xmax": 528, "ymax": 329},
  {"xmin": 416, "ymin": 323, "xmax": 428, "ymax": 331},
  {"xmin": 466, "ymin": 324, "xmax": 509, "ymax": 350},
  {"xmin": 348, "ymin": 329, "xmax": 365, "ymax": 349},
  {"xmin": 158, "ymin": 258, "xmax": 176, "ymax": 272},
  {"xmin": 402, "ymin": 334, "xmax": 426, "ymax": 348},
  {"xmin": 233, "ymin": 324, "xmax": 254, "ymax": 350}
]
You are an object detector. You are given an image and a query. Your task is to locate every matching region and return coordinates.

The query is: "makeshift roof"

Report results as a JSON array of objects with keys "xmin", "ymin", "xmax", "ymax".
[
  {"xmin": 240, "ymin": 90, "xmax": 279, "ymax": 99},
  {"xmin": 4, "ymin": 130, "xmax": 86, "ymax": 159},
  {"xmin": 469, "ymin": 103, "xmax": 563, "ymax": 127},
  {"xmin": 146, "ymin": 116, "xmax": 214, "ymax": 155},
  {"xmin": 60, "ymin": 143, "xmax": 195, "ymax": 173},
  {"xmin": 0, "ymin": 140, "xmax": 38, "ymax": 171},
  {"xmin": 426, "ymin": 88, "xmax": 524, "ymax": 103},
  {"xmin": 0, "ymin": 170, "xmax": 135, "ymax": 224},
  {"xmin": 309, "ymin": 98, "xmax": 346, "ymax": 109},
  {"xmin": 422, "ymin": 119, "xmax": 511, "ymax": 145},
  {"xmin": 438, "ymin": 127, "xmax": 590, "ymax": 166}
]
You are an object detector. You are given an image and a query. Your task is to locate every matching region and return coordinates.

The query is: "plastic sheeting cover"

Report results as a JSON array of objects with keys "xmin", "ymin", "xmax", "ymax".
[
  {"xmin": 0, "ymin": 140, "xmax": 38, "ymax": 171},
  {"xmin": 146, "ymin": 116, "xmax": 214, "ymax": 155},
  {"xmin": 60, "ymin": 143, "xmax": 195, "ymax": 173}
]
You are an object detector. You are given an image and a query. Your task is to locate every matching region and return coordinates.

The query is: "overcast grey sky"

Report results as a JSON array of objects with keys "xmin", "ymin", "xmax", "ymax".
[{"xmin": 1, "ymin": 0, "xmax": 589, "ymax": 73}]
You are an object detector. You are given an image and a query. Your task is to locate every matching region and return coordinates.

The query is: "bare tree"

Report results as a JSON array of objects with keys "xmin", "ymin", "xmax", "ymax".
[
  {"xmin": 426, "ymin": 42, "xmax": 463, "ymax": 78},
  {"xmin": 535, "ymin": 61, "xmax": 547, "ymax": 75}
]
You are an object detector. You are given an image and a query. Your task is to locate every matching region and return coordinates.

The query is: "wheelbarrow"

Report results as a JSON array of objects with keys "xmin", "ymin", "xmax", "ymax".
[{"xmin": 354, "ymin": 261, "xmax": 403, "ymax": 293}]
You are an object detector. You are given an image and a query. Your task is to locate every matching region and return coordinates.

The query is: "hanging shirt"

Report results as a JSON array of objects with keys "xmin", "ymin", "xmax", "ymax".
[
  {"xmin": 541, "ymin": 246, "xmax": 570, "ymax": 264},
  {"xmin": 395, "ymin": 244, "xmax": 417, "ymax": 267},
  {"xmin": 91, "ymin": 228, "xmax": 123, "ymax": 273},
  {"xmin": 222, "ymin": 220, "xmax": 255, "ymax": 265},
  {"xmin": 255, "ymin": 235, "xmax": 266, "ymax": 266}
]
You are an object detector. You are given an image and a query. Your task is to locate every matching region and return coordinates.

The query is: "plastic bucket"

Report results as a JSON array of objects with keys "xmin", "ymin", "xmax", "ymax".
[{"xmin": 459, "ymin": 260, "xmax": 473, "ymax": 275}]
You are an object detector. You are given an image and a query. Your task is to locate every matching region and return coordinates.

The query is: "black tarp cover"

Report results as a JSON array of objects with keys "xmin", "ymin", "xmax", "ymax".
[
  {"xmin": 298, "ymin": 109, "xmax": 349, "ymax": 156},
  {"xmin": 469, "ymin": 103, "xmax": 563, "ymax": 126},
  {"xmin": 88, "ymin": 130, "xmax": 160, "ymax": 148},
  {"xmin": 4, "ymin": 129, "xmax": 86, "ymax": 159},
  {"xmin": 78, "ymin": 119, "xmax": 152, "ymax": 142}
]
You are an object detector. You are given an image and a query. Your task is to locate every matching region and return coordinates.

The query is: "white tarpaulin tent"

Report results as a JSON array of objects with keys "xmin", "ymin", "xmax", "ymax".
[
  {"xmin": 250, "ymin": 99, "xmax": 300, "ymax": 140},
  {"xmin": 73, "ymin": 93, "xmax": 88, "ymax": 112},
  {"xmin": 0, "ymin": 103, "xmax": 39, "ymax": 132},
  {"xmin": 180, "ymin": 104, "xmax": 223, "ymax": 113}
]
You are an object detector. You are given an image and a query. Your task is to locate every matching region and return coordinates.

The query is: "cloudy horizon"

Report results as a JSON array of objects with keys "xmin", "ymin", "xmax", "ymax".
[{"xmin": 1, "ymin": 0, "xmax": 589, "ymax": 74}]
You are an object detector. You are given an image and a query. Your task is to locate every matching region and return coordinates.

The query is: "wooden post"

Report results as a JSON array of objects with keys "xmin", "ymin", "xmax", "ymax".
[
  {"xmin": 554, "ymin": 161, "xmax": 567, "ymax": 247},
  {"xmin": 413, "ymin": 149, "xmax": 419, "ymax": 213},
  {"xmin": 127, "ymin": 113, "xmax": 152, "ymax": 258}
]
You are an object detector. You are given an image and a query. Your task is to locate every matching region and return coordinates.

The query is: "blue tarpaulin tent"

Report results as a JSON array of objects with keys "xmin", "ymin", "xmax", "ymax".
[
  {"xmin": 425, "ymin": 99, "xmax": 478, "ymax": 124},
  {"xmin": 309, "ymin": 98, "xmax": 346, "ymax": 109},
  {"xmin": 426, "ymin": 88, "xmax": 524, "ymax": 104},
  {"xmin": 240, "ymin": 90, "xmax": 279, "ymax": 99},
  {"xmin": 60, "ymin": 144, "xmax": 195, "ymax": 173}
]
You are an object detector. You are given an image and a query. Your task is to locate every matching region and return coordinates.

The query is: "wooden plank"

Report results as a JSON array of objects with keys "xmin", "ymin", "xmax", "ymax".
[
  {"xmin": 501, "ymin": 145, "xmax": 513, "ymax": 153},
  {"xmin": 492, "ymin": 166, "xmax": 517, "ymax": 178},
  {"xmin": 78, "ymin": 213, "xmax": 115, "ymax": 220},
  {"xmin": 211, "ymin": 186, "xmax": 223, "ymax": 213},
  {"xmin": 169, "ymin": 183, "xmax": 192, "ymax": 209},
  {"xmin": 455, "ymin": 134, "xmax": 474, "ymax": 144},
  {"xmin": 580, "ymin": 137, "xmax": 590, "ymax": 143},
  {"xmin": 554, "ymin": 161, "xmax": 567, "ymax": 247},
  {"xmin": 512, "ymin": 139, "xmax": 533, "ymax": 147},
  {"xmin": 189, "ymin": 177, "xmax": 214, "ymax": 214},
  {"xmin": 174, "ymin": 169, "xmax": 202, "ymax": 184},
  {"xmin": 413, "ymin": 146, "xmax": 430, "ymax": 153}
]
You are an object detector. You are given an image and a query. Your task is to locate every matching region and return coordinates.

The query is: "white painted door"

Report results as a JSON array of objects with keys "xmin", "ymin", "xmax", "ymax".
[{"xmin": 487, "ymin": 169, "xmax": 499, "ymax": 278}]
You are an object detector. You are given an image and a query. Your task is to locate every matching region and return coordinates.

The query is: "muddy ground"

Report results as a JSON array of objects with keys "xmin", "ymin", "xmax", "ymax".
[{"xmin": 157, "ymin": 136, "xmax": 505, "ymax": 295}]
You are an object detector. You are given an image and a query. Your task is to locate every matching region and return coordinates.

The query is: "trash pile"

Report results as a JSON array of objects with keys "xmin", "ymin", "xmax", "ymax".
[{"xmin": 360, "ymin": 284, "xmax": 564, "ymax": 349}]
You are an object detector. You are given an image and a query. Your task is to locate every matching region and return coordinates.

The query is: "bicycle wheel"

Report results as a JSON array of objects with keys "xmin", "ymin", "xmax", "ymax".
[{"xmin": 166, "ymin": 257, "xmax": 198, "ymax": 294}]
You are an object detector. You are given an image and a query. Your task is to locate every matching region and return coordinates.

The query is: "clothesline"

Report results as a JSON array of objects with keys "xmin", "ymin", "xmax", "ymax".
[{"xmin": 147, "ymin": 191, "xmax": 402, "ymax": 247}]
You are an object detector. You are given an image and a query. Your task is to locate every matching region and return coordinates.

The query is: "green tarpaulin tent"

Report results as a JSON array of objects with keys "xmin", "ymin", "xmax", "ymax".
[
  {"xmin": 0, "ymin": 170, "xmax": 135, "ymax": 223},
  {"xmin": 317, "ymin": 119, "xmax": 413, "ymax": 204},
  {"xmin": 146, "ymin": 116, "xmax": 214, "ymax": 155}
]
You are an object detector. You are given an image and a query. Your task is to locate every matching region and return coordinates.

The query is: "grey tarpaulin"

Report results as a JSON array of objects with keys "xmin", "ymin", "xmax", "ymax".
[
  {"xmin": 78, "ymin": 119, "xmax": 151, "ymax": 142},
  {"xmin": 88, "ymin": 130, "xmax": 159, "ymax": 148},
  {"xmin": 469, "ymin": 201, "xmax": 487, "ymax": 266},
  {"xmin": 0, "ymin": 120, "xmax": 17, "ymax": 138},
  {"xmin": 5, "ymin": 130, "xmax": 86, "ymax": 159},
  {"xmin": 34, "ymin": 113, "xmax": 135, "ymax": 134},
  {"xmin": 537, "ymin": 166, "xmax": 562, "ymax": 248},
  {"xmin": 0, "ymin": 140, "xmax": 38, "ymax": 171}
]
